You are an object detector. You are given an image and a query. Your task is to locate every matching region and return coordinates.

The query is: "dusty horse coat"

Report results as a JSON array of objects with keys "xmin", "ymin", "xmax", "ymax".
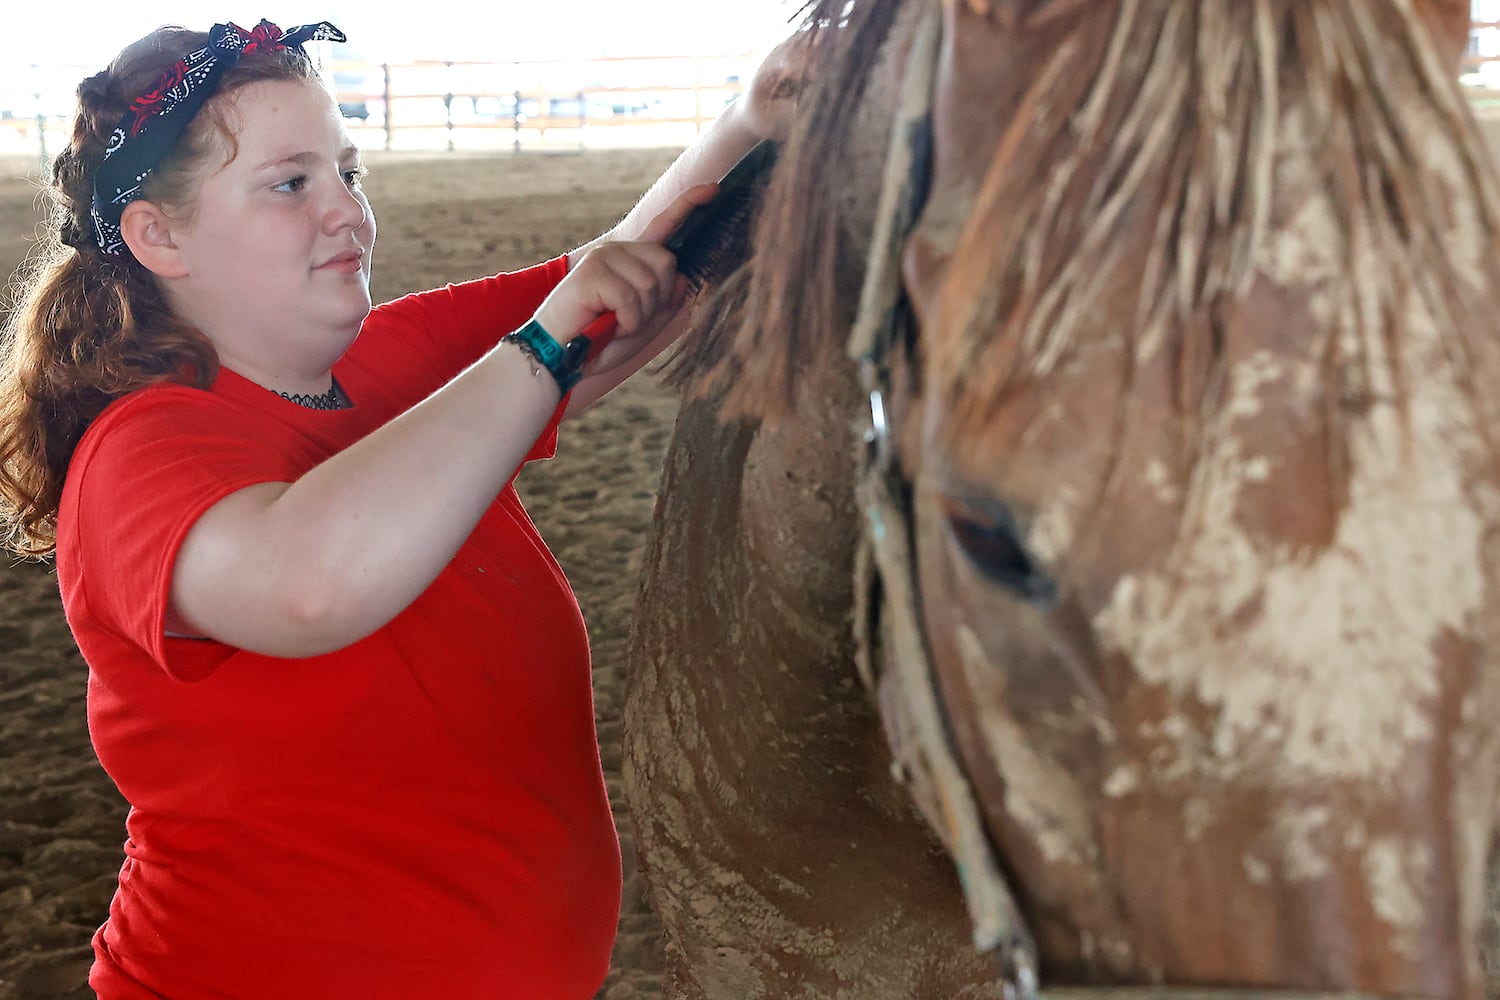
[{"xmin": 626, "ymin": 1, "xmax": 1500, "ymax": 997}]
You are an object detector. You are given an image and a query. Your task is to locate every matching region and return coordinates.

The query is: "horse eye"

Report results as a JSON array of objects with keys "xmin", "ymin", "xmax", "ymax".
[{"xmin": 942, "ymin": 498, "xmax": 1057, "ymax": 606}]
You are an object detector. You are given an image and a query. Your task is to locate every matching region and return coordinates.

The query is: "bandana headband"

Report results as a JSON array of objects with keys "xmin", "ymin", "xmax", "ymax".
[{"xmin": 90, "ymin": 19, "xmax": 347, "ymax": 255}]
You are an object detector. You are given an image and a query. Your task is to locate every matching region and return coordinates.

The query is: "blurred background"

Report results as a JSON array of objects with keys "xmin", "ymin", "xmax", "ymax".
[
  {"xmin": 11, "ymin": 3, "xmax": 1500, "ymax": 161},
  {"xmin": 0, "ymin": 1, "xmax": 805, "ymax": 158},
  {"xmin": 1470, "ymin": 0, "xmax": 1500, "ymax": 98}
]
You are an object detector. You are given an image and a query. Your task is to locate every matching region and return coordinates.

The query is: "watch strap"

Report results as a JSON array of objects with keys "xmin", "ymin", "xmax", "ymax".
[{"xmin": 502, "ymin": 318, "xmax": 590, "ymax": 395}]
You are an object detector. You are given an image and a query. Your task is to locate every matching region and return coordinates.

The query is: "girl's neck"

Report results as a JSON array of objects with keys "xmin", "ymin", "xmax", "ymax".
[{"xmin": 276, "ymin": 377, "xmax": 350, "ymax": 410}]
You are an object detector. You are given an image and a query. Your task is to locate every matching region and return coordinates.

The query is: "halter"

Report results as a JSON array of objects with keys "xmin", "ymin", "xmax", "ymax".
[
  {"xmin": 842, "ymin": 5, "xmax": 1447, "ymax": 999},
  {"xmin": 844, "ymin": 3, "xmax": 1039, "ymax": 997}
]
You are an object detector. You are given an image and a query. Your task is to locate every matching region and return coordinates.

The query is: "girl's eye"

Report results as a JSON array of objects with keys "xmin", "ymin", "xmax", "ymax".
[
  {"xmin": 273, "ymin": 175, "xmax": 307, "ymax": 194},
  {"xmin": 343, "ymin": 166, "xmax": 367, "ymax": 187}
]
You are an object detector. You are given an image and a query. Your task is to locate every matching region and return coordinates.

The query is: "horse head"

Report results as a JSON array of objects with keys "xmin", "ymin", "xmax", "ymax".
[{"xmin": 680, "ymin": 0, "xmax": 1500, "ymax": 995}]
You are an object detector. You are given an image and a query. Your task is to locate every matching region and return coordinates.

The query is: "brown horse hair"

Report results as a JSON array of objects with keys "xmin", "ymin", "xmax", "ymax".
[
  {"xmin": 661, "ymin": 0, "xmax": 907, "ymax": 411},
  {"xmin": 670, "ymin": 0, "xmax": 1500, "ymax": 479},
  {"xmin": 932, "ymin": 0, "xmax": 1500, "ymax": 462}
]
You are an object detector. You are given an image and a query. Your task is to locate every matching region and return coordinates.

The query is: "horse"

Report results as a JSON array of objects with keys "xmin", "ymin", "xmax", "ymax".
[{"xmin": 623, "ymin": 1, "xmax": 1500, "ymax": 997}]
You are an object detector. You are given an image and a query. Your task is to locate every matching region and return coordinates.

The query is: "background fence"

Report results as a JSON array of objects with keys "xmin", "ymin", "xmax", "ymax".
[
  {"xmin": 12, "ymin": 14, "xmax": 1500, "ymax": 164},
  {"xmin": 321, "ymin": 54, "xmax": 751, "ymax": 153},
  {"xmin": 1468, "ymin": 13, "xmax": 1500, "ymax": 106},
  {"xmin": 0, "ymin": 50, "xmax": 757, "ymax": 163}
]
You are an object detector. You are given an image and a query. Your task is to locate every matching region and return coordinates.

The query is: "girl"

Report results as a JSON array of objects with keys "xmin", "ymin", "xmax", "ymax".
[{"xmin": 0, "ymin": 17, "xmax": 802, "ymax": 999}]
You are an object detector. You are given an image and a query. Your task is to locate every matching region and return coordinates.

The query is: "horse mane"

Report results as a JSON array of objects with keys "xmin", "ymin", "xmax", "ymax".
[
  {"xmin": 660, "ymin": 0, "xmax": 902, "ymax": 409},
  {"xmin": 668, "ymin": 0, "xmax": 1500, "ymax": 456}
]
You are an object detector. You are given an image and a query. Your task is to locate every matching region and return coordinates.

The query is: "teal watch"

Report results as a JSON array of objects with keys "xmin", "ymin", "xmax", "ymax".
[{"xmin": 502, "ymin": 318, "xmax": 591, "ymax": 395}]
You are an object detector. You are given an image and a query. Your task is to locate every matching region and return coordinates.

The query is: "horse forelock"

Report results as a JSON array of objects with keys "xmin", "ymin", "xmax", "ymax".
[
  {"xmin": 916, "ymin": 5, "xmax": 1500, "ymax": 962},
  {"xmin": 926, "ymin": 0, "xmax": 1500, "ymax": 474}
]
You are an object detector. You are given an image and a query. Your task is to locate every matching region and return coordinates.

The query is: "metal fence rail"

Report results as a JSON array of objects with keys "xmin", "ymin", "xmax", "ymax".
[
  {"xmin": 323, "ymin": 54, "xmax": 749, "ymax": 152},
  {"xmin": 11, "ymin": 17, "xmax": 1500, "ymax": 165},
  {"xmin": 0, "ymin": 51, "xmax": 756, "ymax": 162}
]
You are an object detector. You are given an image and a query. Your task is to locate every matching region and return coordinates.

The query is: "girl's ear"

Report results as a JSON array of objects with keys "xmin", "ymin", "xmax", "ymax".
[{"xmin": 120, "ymin": 200, "xmax": 188, "ymax": 278}]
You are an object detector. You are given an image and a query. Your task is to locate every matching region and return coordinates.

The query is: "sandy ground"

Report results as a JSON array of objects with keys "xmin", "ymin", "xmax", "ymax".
[
  {"xmin": 10, "ymin": 110, "xmax": 1500, "ymax": 1000},
  {"xmin": 0, "ymin": 147, "xmax": 685, "ymax": 999}
]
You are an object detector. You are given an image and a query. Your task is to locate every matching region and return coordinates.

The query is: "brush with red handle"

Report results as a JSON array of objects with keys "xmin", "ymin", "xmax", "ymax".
[{"xmin": 574, "ymin": 139, "xmax": 780, "ymax": 359}]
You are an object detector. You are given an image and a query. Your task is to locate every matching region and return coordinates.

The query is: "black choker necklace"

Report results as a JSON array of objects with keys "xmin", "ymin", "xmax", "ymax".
[{"xmin": 277, "ymin": 378, "xmax": 351, "ymax": 411}]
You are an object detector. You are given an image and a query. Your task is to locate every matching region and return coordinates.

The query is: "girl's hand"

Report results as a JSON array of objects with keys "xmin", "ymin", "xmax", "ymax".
[
  {"xmin": 534, "ymin": 240, "xmax": 679, "ymax": 346},
  {"xmin": 533, "ymin": 182, "xmax": 718, "ymax": 374}
]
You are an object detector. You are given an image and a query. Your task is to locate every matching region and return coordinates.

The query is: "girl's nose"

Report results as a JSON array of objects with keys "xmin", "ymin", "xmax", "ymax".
[{"xmin": 328, "ymin": 187, "xmax": 368, "ymax": 234}]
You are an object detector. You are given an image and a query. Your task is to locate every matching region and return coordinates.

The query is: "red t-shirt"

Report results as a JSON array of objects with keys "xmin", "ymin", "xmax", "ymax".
[{"xmin": 56, "ymin": 258, "xmax": 622, "ymax": 999}]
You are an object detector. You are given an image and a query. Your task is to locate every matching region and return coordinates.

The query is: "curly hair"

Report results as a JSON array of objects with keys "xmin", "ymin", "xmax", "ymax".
[{"xmin": 0, "ymin": 27, "xmax": 326, "ymax": 556}]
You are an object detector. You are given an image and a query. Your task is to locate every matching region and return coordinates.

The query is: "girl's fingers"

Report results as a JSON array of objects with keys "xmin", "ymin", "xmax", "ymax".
[
  {"xmin": 536, "ymin": 238, "xmax": 683, "ymax": 340},
  {"xmin": 594, "ymin": 245, "xmax": 678, "ymax": 329},
  {"xmin": 639, "ymin": 183, "xmax": 718, "ymax": 245},
  {"xmin": 600, "ymin": 263, "xmax": 654, "ymax": 331}
]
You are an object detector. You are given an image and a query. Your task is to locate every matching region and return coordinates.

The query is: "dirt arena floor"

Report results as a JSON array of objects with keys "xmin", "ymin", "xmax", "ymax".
[
  {"xmin": 0, "ymin": 147, "xmax": 687, "ymax": 999},
  {"xmin": 10, "ymin": 114, "xmax": 1500, "ymax": 999}
]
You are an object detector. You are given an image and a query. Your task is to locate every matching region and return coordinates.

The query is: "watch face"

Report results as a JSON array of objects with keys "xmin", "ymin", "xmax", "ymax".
[{"xmin": 561, "ymin": 334, "xmax": 592, "ymax": 371}]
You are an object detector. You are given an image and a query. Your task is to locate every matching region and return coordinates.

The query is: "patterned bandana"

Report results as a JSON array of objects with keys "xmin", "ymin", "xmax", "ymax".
[{"xmin": 90, "ymin": 19, "xmax": 347, "ymax": 256}]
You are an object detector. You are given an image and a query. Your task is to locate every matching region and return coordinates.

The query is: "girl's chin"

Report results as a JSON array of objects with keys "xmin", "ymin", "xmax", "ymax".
[
  {"xmin": 321, "ymin": 304, "xmax": 372, "ymax": 347},
  {"xmin": 333, "ymin": 292, "xmax": 373, "ymax": 323}
]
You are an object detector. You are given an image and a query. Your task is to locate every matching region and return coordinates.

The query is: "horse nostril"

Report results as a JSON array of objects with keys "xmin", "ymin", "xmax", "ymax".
[{"xmin": 943, "ymin": 499, "xmax": 1057, "ymax": 607}]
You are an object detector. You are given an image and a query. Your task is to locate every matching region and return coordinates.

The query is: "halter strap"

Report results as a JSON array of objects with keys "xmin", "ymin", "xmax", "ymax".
[{"xmin": 844, "ymin": 2, "xmax": 1040, "ymax": 996}]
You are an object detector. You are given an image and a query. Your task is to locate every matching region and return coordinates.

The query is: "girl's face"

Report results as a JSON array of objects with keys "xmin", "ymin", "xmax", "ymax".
[{"xmin": 163, "ymin": 77, "xmax": 376, "ymax": 392}]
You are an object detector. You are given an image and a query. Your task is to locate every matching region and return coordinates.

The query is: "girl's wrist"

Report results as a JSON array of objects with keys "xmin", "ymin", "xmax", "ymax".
[
  {"xmin": 500, "ymin": 318, "xmax": 589, "ymax": 396},
  {"xmin": 721, "ymin": 97, "xmax": 769, "ymax": 147}
]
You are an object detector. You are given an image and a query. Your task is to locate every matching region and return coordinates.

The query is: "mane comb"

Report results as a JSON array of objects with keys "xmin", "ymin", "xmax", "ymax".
[
  {"xmin": 580, "ymin": 139, "xmax": 780, "ymax": 357},
  {"xmin": 666, "ymin": 138, "xmax": 780, "ymax": 289}
]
